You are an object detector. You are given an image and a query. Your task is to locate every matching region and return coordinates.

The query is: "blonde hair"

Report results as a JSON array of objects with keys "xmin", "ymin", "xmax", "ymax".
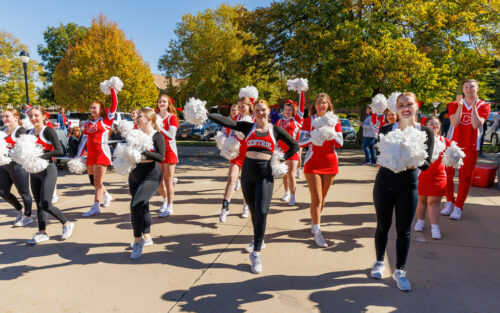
[
  {"xmin": 141, "ymin": 108, "xmax": 160, "ymax": 131},
  {"xmin": 71, "ymin": 126, "xmax": 82, "ymax": 137},
  {"xmin": 29, "ymin": 105, "xmax": 48, "ymax": 125},
  {"xmin": 3, "ymin": 108, "xmax": 23, "ymax": 126},
  {"xmin": 311, "ymin": 93, "xmax": 334, "ymax": 115},
  {"xmin": 255, "ymin": 99, "xmax": 270, "ymax": 109},
  {"xmin": 238, "ymin": 97, "xmax": 254, "ymax": 114}
]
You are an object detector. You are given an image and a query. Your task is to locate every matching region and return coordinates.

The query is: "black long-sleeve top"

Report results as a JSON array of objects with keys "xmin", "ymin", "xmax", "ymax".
[
  {"xmin": 141, "ymin": 131, "xmax": 166, "ymax": 162},
  {"xmin": 41, "ymin": 127, "xmax": 64, "ymax": 160},
  {"xmin": 208, "ymin": 113, "xmax": 299, "ymax": 160},
  {"xmin": 377, "ymin": 123, "xmax": 434, "ymax": 171}
]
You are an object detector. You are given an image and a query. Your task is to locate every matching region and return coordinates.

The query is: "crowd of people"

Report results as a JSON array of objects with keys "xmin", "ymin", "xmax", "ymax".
[{"xmin": 0, "ymin": 78, "xmax": 492, "ymax": 292}]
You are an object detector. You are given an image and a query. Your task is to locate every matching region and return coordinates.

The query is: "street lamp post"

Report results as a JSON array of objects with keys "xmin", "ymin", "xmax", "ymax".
[{"xmin": 19, "ymin": 51, "xmax": 30, "ymax": 105}]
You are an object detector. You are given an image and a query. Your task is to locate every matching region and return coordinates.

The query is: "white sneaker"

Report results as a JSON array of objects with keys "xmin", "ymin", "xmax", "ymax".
[
  {"xmin": 296, "ymin": 168, "xmax": 302, "ymax": 178},
  {"xmin": 61, "ymin": 222, "xmax": 75, "ymax": 240},
  {"xmin": 441, "ymin": 201, "xmax": 454, "ymax": 216},
  {"xmin": 431, "ymin": 225, "xmax": 441, "ymax": 240},
  {"xmin": 281, "ymin": 193, "xmax": 290, "ymax": 202},
  {"xmin": 314, "ymin": 231, "xmax": 328, "ymax": 248},
  {"xmin": 82, "ymin": 204, "xmax": 100, "ymax": 217},
  {"xmin": 51, "ymin": 194, "xmax": 59, "ymax": 204},
  {"xmin": 244, "ymin": 240, "xmax": 266, "ymax": 253},
  {"xmin": 130, "ymin": 238, "xmax": 144, "ymax": 260},
  {"xmin": 219, "ymin": 209, "xmax": 228, "ymax": 223},
  {"xmin": 249, "ymin": 252, "xmax": 262, "ymax": 274},
  {"xmin": 15, "ymin": 216, "xmax": 34, "ymax": 227},
  {"xmin": 130, "ymin": 237, "xmax": 153, "ymax": 248},
  {"xmin": 27, "ymin": 232, "xmax": 50, "ymax": 245},
  {"xmin": 173, "ymin": 177, "xmax": 178, "ymax": 186},
  {"xmin": 159, "ymin": 201, "xmax": 168, "ymax": 214},
  {"xmin": 450, "ymin": 206, "xmax": 462, "ymax": 220},
  {"xmin": 234, "ymin": 178, "xmax": 241, "ymax": 191},
  {"xmin": 370, "ymin": 261, "xmax": 385, "ymax": 279},
  {"xmin": 159, "ymin": 207, "xmax": 173, "ymax": 218},
  {"xmin": 393, "ymin": 269, "xmax": 411, "ymax": 291},
  {"xmin": 102, "ymin": 193, "xmax": 112, "ymax": 207},
  {"xmin": 13, "ymin": 211, "xmax": 23, "ymax": 225},
  {"xmin": 413, "ymin": 219, "xmax": 425, "ymax": 232},
  {"xmin": 288, "ymin": 195, "xmax": 296, "ymax": 206},
  {"xmin": 241, "ymin": 205, "xmax": 249, "ymax": 218}
]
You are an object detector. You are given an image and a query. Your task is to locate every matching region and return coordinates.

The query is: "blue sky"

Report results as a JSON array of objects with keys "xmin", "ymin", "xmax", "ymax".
[{"xmin": 0, "ymin": 0, "xmax": 274, "ymax": 74}]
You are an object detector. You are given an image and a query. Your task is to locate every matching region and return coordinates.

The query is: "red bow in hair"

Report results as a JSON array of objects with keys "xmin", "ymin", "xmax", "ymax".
[
  {"xmin": 170, "ymin": 97, "xmax": 175, "ymax": 105},
  {"xmin": 249, "ymin": 98, "xmax": 255, "ymax": 105},
  {"xmin": 418, "ymin": 101, "xmax": 423, "ymax": 109},
  {"xmin": 176, "ymin": 107, "xmax": 183, "ymax": 113},
  {"xmin": 285, "ymin": 100, "xmax": 298, "ymax": 108},
  {"xmin": 154, "ymin": 107, "xmax": 159, "ymax": 114}
]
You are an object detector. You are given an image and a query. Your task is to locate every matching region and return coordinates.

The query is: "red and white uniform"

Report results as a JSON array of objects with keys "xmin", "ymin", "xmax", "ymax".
[
  {"xmin": 4, "ymin": 126, "xmax": 22, "ymax": 149},
  {"xmin": 245, "ymin": 124, "xmax": 277, "ymax": 153},
  {"xmin": 276, "ymin": 94, "xmax": 305, "ymax": 161},
  {"xmin": 299, "ymin": 114, "xmax": 343, "ymax": 175},
  {"xmin": 418, "ymin": 136, "xmax": 451, "ymax": 197},
  {"xmin": 159, "ymin": 113, "xmax": 179, "ymax": 164},
  {"xmin": 445, "ymin": 99, "xmax": 490, "ymax": 209},
  {"xmin": 29, "ymin": 126, "xmax": 54, "ymax": 153},
  {"xmin": 79, "ymin": 88, "xmax": 118, "ymax": 166},
  {"xmin": 371, "ymin": 114, "xmax": 385, "ymax": 134},
  {"xmin": 229, "ymin": 113, "xmax": 255, "ymax": 167}
]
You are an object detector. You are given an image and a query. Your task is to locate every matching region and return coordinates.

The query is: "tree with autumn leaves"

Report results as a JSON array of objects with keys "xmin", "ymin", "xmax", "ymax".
[{"xmin": 53, "ymin": 15, "xmax": 157, "ymax": 111}]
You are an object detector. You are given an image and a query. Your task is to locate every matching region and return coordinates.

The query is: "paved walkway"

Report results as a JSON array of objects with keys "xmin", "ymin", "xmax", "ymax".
[{"xmin": 0, "ymin": 149, "xmax": 499, "ymax": 313}]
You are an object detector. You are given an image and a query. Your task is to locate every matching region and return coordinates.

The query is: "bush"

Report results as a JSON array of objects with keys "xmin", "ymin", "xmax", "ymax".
[
  {"xmin": 348, "ymin": 113, "xmax": 360, "ymax": 120},
  {"xmin": 338, "ymin": 113, "xmax": 347, "ymax": 118}
]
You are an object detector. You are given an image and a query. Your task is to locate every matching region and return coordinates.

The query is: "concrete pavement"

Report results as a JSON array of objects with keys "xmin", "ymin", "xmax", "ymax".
[{"xmin": 0, "ymin": 149, "xmax": 499, "ymax": 313}]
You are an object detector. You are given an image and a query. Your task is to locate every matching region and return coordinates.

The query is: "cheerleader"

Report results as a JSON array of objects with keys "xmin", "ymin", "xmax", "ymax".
[
  {"xmin": 218, "ymin": 97, "xmax": 254, "ymax": 223},
  {"xmin": 130, "ymin": 108, "xmax": 139, "ymax": 129},
  {"xmin": 229, "ymin": 104, "xmax": 241, "ymax": 191},
  {"xmin": 157, "ymin": 94, "xmax": 178, "ymax": 217},
  {"xmin": 80, "ymin": 87, "xmax": 118, "ymax": 217},
  {"xmin": 384, "ymin": 108, "xmax": 397, "ymax": 124},
  {"xmin": 0, "ymin": 109, "xmax": 33, "ymax": 226},
  {"xmin": 298, "ymin": 93, "xmax": 343, "ymax": 248},
  {"xmin": 129, "ymin": 109, "xmax": 166, "ymax": 259},
  {"xmin": 414, "ymin": 117, "xmax": 450, "ymax": 240},
  {"xmin": 276, "ymin": 99, "xmax": 304, "ymax": 205},
  {"xmin": 370, "ymin": 92, "xmax": 434, "ymax": 291},
  {"xmin": 208, "ymin": 99, "xmax": 299, "ymax": 273},
  {"xmin": 26, "ymin": 106, "xmax": 74, "ymax": 244}
]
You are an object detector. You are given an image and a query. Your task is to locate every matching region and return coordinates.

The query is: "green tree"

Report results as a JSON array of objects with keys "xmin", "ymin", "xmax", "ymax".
[
  {"xmin": 249, "ymin": 0, "xmax": 499, "ymax": 110},
  {"xmin": 0, "ymin": 31, "xmax": 43, "ymax": 107},
  {"xmin": 158, "ymin": 4, "xmax": 285, "ymax": 108},
  {"xmin": 52, "ymin": 15, "xmax": 157, "ymax": 111}
]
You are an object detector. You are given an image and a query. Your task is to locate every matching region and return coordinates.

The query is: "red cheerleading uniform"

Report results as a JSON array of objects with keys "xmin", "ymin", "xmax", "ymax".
[
  {"xmin": 245, "ymin": 124, "xmax": 276, "ymax": 154},
  {"xmin": 4, "ymin": 126, "xmax": 23, "ymax": 149},
  {"xmin": 445, "ymin": 99, "xmax": 490, "ymax": 209},
  {"xmin": 418, "ymin": 136, "xmax": 451, "ymax": 197},
  {"xmin": 85, "ymin": 88, "xmax": 118, "ymax": 166},
  {"xmin": 29, "ymin": 126, "xmax": 54, "ymax": 153},
  {"xmin": 276, "ymin": 94, "xmax": 305, "ymax": 161},
  {"xmin": 159, "ymin": 113, "xmax": 179, "ymax": 164},
  {"xmin": 371, "ymin": 114, "xmax": 385, "ymax": 134},
  {"xmin": 300, "ymin": 114, "xmax": 343, "ymax": 175},
  {"xmin": 229, "ymin": 114, "xmax": 255, "ymax": 167}
]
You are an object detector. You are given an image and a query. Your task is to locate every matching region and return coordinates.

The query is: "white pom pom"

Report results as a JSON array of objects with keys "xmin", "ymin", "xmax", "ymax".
[
  {"xmin": 126, "ymin": 129, "xmax": 154, "ymax": 152},
  {"xmin": 214, "ymin": 131, "xmax": 226, "ymax": 150},
  {"xmin": 100, "ymin": 76, "xmax": 124, "ymax": 95},
  {"xmin": 311, "ymin": 112, "xmax": 338, "ymax": 146},
  {"xmin": 117, "ymin": 120, "xmax": 134, "ymax": 137},
  {"xmin": 271, "ymin": 149, "xmax": 288, "ymax": 178},
  {"xmin": 239, "ymin": 86, "xmax": 258, "ymax": 101},
  {"xmin": 183, "ymin": 98, "xmax": 208, "ymax": 126},
  {"xmin": 0, "ymin": 131, "xmax": 12, "ymax": 166},
  {"xmin": 310, "ymin": 129, "xmax": 326, "ymax": 146},
  {"xmin": 287, "ymin": 78, "xmax": 309, "ymax": 93},
  {"xmin": 68, "ymin": 158, "xmax": 87, "ymax": 174},
  {"xmin": 442, "ymin": 141, "xmax": 466, "ymax": 169},
  {"xmin": 112, "ymin": 143, "xmax": 136, "ymax": 175},
  {"xmin": 112, "ymin": 130, "xmax": 153, "ymax": 175},
  {"xmin": 376, "ymin": 126, "xmax": 428, "ymax": 173},
  {"xmin": 220, "ymin": 136, "xmax": 240, "ymax": 160},
  {"xmin": 9, "ymin": 134, "xmax": 48, "ymax": 173},
  {"xmin": 370, "ymin": 94, "xmax": 388, "ymax": 114},
  {"xmin": 431, "ymin": 138, "xmax": 446, "ymax": 162},
  {"xmin": 387, "ymin": 92, "xmax": 402, "ymax": 113},
  {"xmin": 21, "ymin": 117, "xmax": 33, "ymax": 130}
]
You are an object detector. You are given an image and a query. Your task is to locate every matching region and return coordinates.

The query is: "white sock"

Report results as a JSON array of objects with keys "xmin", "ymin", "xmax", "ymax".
[
  {"xmin": 93, "ymin": 201, "xmax": 100, "ymax": 208},
  {"xmin": 252, "ymin": 251, "xmax": 261, "ymax": 256},
  {"xmin": 431, "ymin": 224, "xmax": 440, "ymax": 229},
  {"xmin": 284, "ymin": 191, "xmax": 290, "ymax": 197},
  {"xmin": 312, "ymin": 224, "xmax": 320, "ymax": 234},
  {"xmin": 105, "ymin": 192, "xmax": 110, "ymax": 198},
  {"xmin": 290, "ymin": 194, "xmax": 295, "ymax": 202},
  {"xmin": 163, "ymin": 197, "xmax": 168, "ymax": 204},
  {"xmin": 417, "ymin": 219, "xmax": 425, "ymax": 223},
  {"xmin": 166, "ymin": 204, "xmax": 173, "ymax": 210}
]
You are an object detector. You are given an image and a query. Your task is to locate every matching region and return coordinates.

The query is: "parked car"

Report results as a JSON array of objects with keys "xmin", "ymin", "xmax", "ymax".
[
  {"xmin": 340, "ymin": 118, "xmax": 356, "ymax": 141},
  {"xmin": 67, "ymin": 112, "xmax": 91, "ymax": 128},
  {"xmin": 176, "ymin": 120, "xmax": 223, "ymax": 141},
  {"xmin": 113, "ymin": 112, "xmax": 133, "ymax": 125},
  {"xmin": 485, "ymin": 111, "xmax": 500, "ymax": 146}
]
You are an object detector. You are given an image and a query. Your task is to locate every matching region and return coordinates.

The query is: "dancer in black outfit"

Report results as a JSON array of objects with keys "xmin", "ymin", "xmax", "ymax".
[
  {"xmin": 209, "ymin": 99, "xmax": 299, "ymax": 274},
  {"xmin": 26, "ymin": 106, "xmax": 74, "ymax": 245},
  {"xmin": 129, "ymin": 109, "xmax": 166, "ymax": 260},
  {"xmin": 0, "ymin": 109, "xmax": 33, "ymax": 227},
  {"xmin": 370, "ymin": 92, "xmax": 434, "ymax": 291}
]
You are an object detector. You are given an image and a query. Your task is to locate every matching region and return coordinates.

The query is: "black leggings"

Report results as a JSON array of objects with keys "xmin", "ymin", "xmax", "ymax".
[
  {"xmin": 129, "ymin": 162, "xmax": 162, "ymax": 238},
  {"xmin": 0, "ymin": 162, "xmax": 32, "ymax": 216},
  {"xmin": 241, "ymin": 158, "xmax": 274, "ymax": 252},
  {"xmin": 30, "ymin": 163, "xmax": 67, "ymax": 231},
  {"xmin": 373, "ymin": 167, "xmax": 418, "ymax": 270}
]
